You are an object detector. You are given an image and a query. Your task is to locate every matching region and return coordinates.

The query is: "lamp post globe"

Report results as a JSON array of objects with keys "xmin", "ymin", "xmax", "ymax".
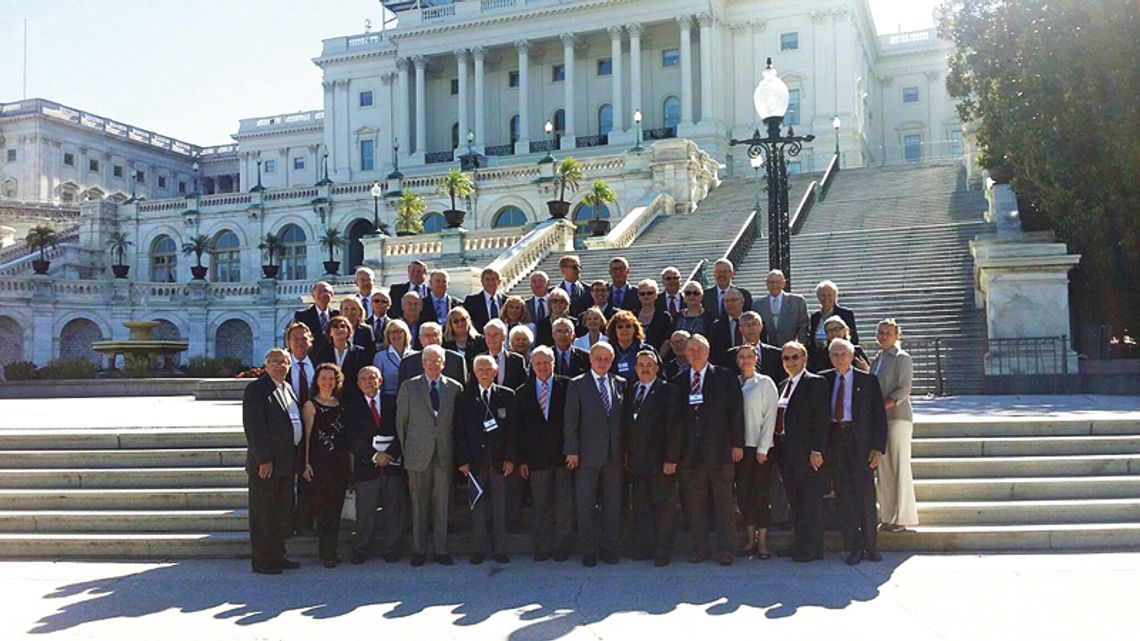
[
  {"xmin": 370, "ymin": 181, "xmax": 383, "ymax": 231},
  {"xmin": 540, "ymin": 120, "xmax": 556, "ymax": 165},
  {"xmin": 753, "ymin": 59, "xmax": 790, "ymax": 122}
]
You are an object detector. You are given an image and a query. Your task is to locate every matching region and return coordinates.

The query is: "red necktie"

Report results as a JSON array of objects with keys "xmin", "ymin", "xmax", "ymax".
[
  {"xmin": 834, "ymin": 374, "xmax": 845, "ymax": 423},
  {"xmin": 775, "ymin": 380, "xmax": 792, "ymax": 435},
  {"xmin": 733, "ymin": 321, "xmax": 743, "ymax": 346},
  {"xmin": 691, "ymin": 370, "xmax": 701, "ymax": 395},
  {"xmin": 539, "ymin": 379, "xmax": 549, "ymax": 419},
  {"xmin": 370, "ymin": 398, "xmax": 381, "ymax": 429},
  {"xmin": 668, "ymin": 295, "xmax": 677, "ymax": 316},
  {"xmin": 298, "ymin": 362, "xmax": 309, "ymax": 406}
]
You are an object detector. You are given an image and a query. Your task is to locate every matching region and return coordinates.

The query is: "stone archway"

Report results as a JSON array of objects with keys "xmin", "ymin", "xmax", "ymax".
[
  {"xmin": 345, "ymin": 218, "xmax": 374, "ymax": 275},
  {"xmin": 0, "ymin": 316, "xmax": 24, "ymax": 365},
  {"xmin": 215, "ymin": 319, "xmax": 253, "ymax": 366},
  {"xmin": 59, "ymin": 318, "xmax": 103, "ymax": 365}
]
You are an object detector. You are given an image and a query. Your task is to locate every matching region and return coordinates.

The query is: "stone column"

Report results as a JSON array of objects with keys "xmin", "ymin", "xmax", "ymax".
[
  {"xmin": 472, "ymin": 46, "xmax": 486, "ymax": 150},
  {"xmin": 337, "ymin": 79, "xmax": 352, "ymax": 178},
  {"xmin": 627, "ymin": 24, "xmax": 643, "ymax": 121},
  {"xmin": 561, "ymin": 32, "xmax": 577, "ymax": 148},
  {"xmin": 608, "ymin": 26, "xmax": 625, "ymax": 133},
  {"xmin": 396, "ymin": 58, "xmax": 411, "ymax": 158},
  {"xmin": 322, "ymin": 81, "xmax": 337, "ymax": 177},
  {"xmin": 455, "ymin": 49, "xmax": 469, "ymax": 153},
  {"xmin": 515, "ymin": 40, "xmax": 530, "ymax": 154},
  {"xmin": 381, "ymin": 72, "xmax": 396, "ymax": 169},
  {"xmin": 697, "ymin": 12, "xmax": 713, "ymax": 125},
  {"xmin": 413, "ymin": 55, "xmax": 428, "ymax": 156},
  {"xmin": 677, "ymin": 16, "xmax": 693, "ymax": 125}
]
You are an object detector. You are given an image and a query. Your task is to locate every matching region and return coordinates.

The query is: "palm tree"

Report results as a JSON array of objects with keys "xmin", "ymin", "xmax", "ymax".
[
  {"xmin": 553, "ymin": 156, "xmax": 584, "ymax": 203},
  {"xmin": 394, "ymin": 189, "xmax": 426, "ymax": 235},
  {"xmin": 437, "ymin": 167, "xmax": 474, "ymax": 212},
  {"xmin": 580, "ymin": 178, "xmax": 618, "ymax": 221},
  {"xmin": 181, "ymin": 234, "xmax": 213, "ymax": 268},
  {"xmin": 106, "ymin": 231, "xmax": 133, "ymax": 266},
  {"xmin": 258, "ymin": 232, "xmax": 284, "ymax": 267},
  {"xmin": 25, "ymin": 224, "xmax": 59, "ymax": 274},
  {"xmin": 319, "ymin": 228, "xmax": 345, "ymax": 263}
]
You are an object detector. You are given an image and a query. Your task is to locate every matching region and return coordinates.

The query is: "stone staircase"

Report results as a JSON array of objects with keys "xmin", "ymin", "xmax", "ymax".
[{"xmin": 1, "ymin": 409, "xmax": 1138, "ymax": 557}]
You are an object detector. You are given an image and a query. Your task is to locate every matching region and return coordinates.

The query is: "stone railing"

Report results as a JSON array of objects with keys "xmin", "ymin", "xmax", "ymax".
[
  {"xmin": 1, "ymin": 99, "xmax": 201, "ymax": 157},
  {"xmin": 137, "ymin": 199, "xmax": 187, "ymax": 213},
  {"xmin": 199, "ymin": 193, "xmax": 253, "ymax": 209},
  {"xmin": 583, "ymin": 192, "xmax": 674, "ymax": 250},
  {"xmin": 384, "ymin": 236, "xmax": 444, "ymax": 258},
  {"xmin": 464, "ymin": 228, "xmax": 526, "ymax": 253},
  {"xmin": 879, "ymin": 28, "xmax": 939, "ymax": 52},
  {"xmin": 264, "ymin": 187, "xmax": 319, "ymax": 202},
  {"xmin": 238, "ymin": 110, "xmax": 325, "ymax": 135},
  {"xmin": 0, "ymin": 232, "xmax": 79, "ymax": 276},
  {"xmin": 484, "ymin": 219, "xmax": 576, "ymax": 293},
  {"xmin": 0, "ymin": 224, "xmax": 80, "ymax": 266}
]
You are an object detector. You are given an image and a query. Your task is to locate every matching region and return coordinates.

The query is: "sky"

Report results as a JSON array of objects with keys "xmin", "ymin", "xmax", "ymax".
[{"xmin": 0, "ymin": 0, "xmax": 943, "ymax": 146}]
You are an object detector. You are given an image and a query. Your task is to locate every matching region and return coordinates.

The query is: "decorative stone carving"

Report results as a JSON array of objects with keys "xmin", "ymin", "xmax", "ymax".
[
  {"xmin": 625, "ymin": 23, "xmax": 642, "ymax": 36},
  {"xmin": 607, "ymin": 25, "xmax": 623, "ymax": 38},
  {"xmin": 676, "ymin": 15, "xmax": 693, "ymax": 29},
  {"xmin": 559, "ymin": 32, "xmax": 576, "ymax": 45},
  {"xmin": 514, "ymin": 39, "xmax": 529, "ymax": 52},
  {"xmin": 471, "ymin": 46, "xmax": 485, "ymax": 60},
  {"xmin": 696, "ymin": 12, "xmax": 713, "ymax": 27}
]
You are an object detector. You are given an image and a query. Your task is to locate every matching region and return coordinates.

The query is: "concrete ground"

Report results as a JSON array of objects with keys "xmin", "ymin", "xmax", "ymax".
[{"xmin": 1, "ymin": 552, "xmax": 1138, "ymax": 640}]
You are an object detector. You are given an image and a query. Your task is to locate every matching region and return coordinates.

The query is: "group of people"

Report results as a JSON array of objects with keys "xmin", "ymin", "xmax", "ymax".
[{"xmin": 242, "ymin": 256, "xmax": 917, "ymax": 574}]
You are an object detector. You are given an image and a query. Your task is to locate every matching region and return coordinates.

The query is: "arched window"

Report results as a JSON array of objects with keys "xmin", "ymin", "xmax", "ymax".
[
  {"xmin": 451, "ymin": 123, "xmax": 460, "ymax": 150},
  {"xmin": 509, "ymin": 115, "xmax": 520, "ymax": 145},
  {"xmin": 422, "ymin": 212, "xmax": 446, "ymax": 233},
  {"xmin": 279, "ymin": 224, "xmax": 307, "ymax": 281},
  {"xmin": 663, "ymin": 96, "xmax": 681, "ymax": 129},
  {"xmin": 59, "ymin": 318, "xmax": 103, "ymax": 366},
  {"xmin": 552, "ymin": 109, "xmax": 565, "ymax": 147},
  {"xmin": 1, "ymin": 178, "xmax": 16, "ymax": 199},
  {"xmin": 597, "ymin": 104, "xmax": 613, "ymax": 136},
  {"xmin": 492, "ymin": 206, "xmax": 527, "ymax": 228},
  {"xmin": 572, "ymin": 202, "xmax": 611, "ymax": 243},
  {"xmin": 150, "ymin": 235, "xmax": 178, "ymax": 283},
  {"xmin": 215, "ymin": 318, "xmax": 253, "ymax": 366},
  {"xmin": 211, "ymin": 230, "xmax": 241, "ymax": 283}
]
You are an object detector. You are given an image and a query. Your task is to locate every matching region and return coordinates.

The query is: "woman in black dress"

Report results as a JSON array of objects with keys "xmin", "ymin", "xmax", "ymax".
[{"xmin": 302, "ymin": 362, "xmax": 350, "ymax": 568}]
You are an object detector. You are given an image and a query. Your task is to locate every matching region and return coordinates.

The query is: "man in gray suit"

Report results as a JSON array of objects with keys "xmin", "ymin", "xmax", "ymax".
[
  {"xmin": 396, "ymin": 344, "xmax": 464, "ymax": 567},
  {"xmin": 758, "ymin": 269, "xmax": 810, "ymax": 347},
  {"xmin": 564, "ymin": 342, "xmax": 625, "ymax": 567}
]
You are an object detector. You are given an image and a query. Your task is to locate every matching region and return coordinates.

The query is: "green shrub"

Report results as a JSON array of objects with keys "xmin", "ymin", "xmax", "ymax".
[
  {"xmin": 187, "ymin": 356, "xmax": 245, "ymax": 378},
  {"xmin": 41, "ymin": 357, "xmax": 98, "ymax": 380},
  {"xmin": 3, "ymin": 361, "xmax": 38, "ymax": 381}
]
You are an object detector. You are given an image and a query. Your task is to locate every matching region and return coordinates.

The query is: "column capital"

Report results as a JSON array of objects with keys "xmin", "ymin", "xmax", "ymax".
[
  {"xmin": 676, "ymin": 15, "xmax": 693, "ymax": 29},
  {"xmin": 514, "ymin": 39, "xmax": 529, "ymax": 52},
  {"xmin": 696, "ymin": 12, "xmax": 713, "ymax": 27},
  {"xmin": 607, "ymin": 25, "xmax": 623, "ymax": 39},
  {"xmin": 559, "ymin": 32, "xmax": 576, "ymax": 46},
  {"xmin": 335, "ymin": 79, "xmax": 350, "ymax": 90},
  {"xmin": 322, "ymin": 80, "xmax": 335, "ymax": 93},
  {"xmin": 395, "ymin": 57, "xmax": 410, "ymax": 71},
  {"xmin": 411, "ymin": 55, "xmax": 426, "ymax": 68},
  {"xmin": 471, "ymin": 45, "xmax": 486, "ymax": 60},
  {"xmin": 625, "ymin": 23, "xmax": 642, "ymax": 37},
  {"xmin": 453, "ymin": 48, "xmax": 468, "ymax": 60},
  {"xmin": 381, "ymin": 72, "xmax": 396, "ymax": 86}
]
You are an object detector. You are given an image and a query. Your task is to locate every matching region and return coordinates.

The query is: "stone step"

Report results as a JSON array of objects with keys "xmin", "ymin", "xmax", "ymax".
[
  {"xmin": 0, "ymin": 509, "xmax": 250, "ymax": 533},
  {"xmin": 0, "ymin": 428, "xmax": 245, "ymax": 450},
  {"xmin": 0, "ymin": 488, "xmax": 247, "ymax": 510},
  {"xmin": 912, "ymin": 454, "xmax": 1140, "ymax": 479},
  {"xmin": 0, "ymin": 448, "xmax": 247, "ymax": 469},
  {"xmin": 0, "ymin": 467, "xmax": 247, "ymax": 489},
  {"xmin": 918, "ymin": 498, "xmax": 1140, "ymax": 525},
  {"xmin": 913, "ymin": 435, "xmax": 1140, "ymax": 457},
  {"xmin": 915, "ymin": 476, "xmax": 1140, "ymax": 501},
  {"xmin": 879, "ymin": 522, "xmax": 1140, "ymax": 551},
  {"xmin": 913, "ymin": 418, "xmax": 1140, "ymax": 438}
]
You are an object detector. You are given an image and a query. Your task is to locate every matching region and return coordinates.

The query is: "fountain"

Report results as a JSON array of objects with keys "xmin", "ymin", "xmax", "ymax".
[{"xmin": 92, "ymin": 320, "xmax": 190, "ymax": 374}]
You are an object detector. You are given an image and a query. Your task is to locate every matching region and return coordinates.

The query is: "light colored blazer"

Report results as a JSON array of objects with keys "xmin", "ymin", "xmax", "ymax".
[
  {"xmin": 871, "ymin": 344, "xmax": 913, "ymax": 422},
  {"xmin": 758, "ymin": 292, "xmax": 810, "ymax": 347},
  {"xmin": 740, "ymin": 373, "xmax": 779, "ymax": 452},
  {"xmin": 395, "ymin": 374, "xmax": 463, "ymax": 472}
]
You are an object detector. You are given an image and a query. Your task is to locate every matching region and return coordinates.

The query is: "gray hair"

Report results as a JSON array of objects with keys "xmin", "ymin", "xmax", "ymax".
[
  {"xmin": 589, "ymin": 341, "xmax": 615, "ymax": 357},
  {"xmin": 421, "ymin": 344, "xmax": 446, "ymax": 361},
  {"xmin": 531, "ymin": 345, "xmax": 554, "ymax": 361},
  {"xmin": 472, "ymin": 353, "xmax": 498, "ymax": 370},
  {"xmin": 686, "ymin": 334, "xmax": 710, "ymax": 350},
  {"xmin": 263, "ymin": 347, "xmax": 291, "ymax": 365},
  {"xmin": 714, "ymin": 258, "xmax": 735, "ymax": 271},
  {"xmin": 509, "ymin": 324, "xmax": 534, "ymax": 343},
  {"xmin": 828, "ymin": 337, "xmax": 855, "ymax": 356},
  {"xmin": 823, "ymin": 314, "xmax": 849, "ymax": 330},
  {"xmin": 484, "ymin": 318, "xmax": 507, "ymax": 336},
  {"xmin": 419, "ymin": 321, "xmax": 442, "ymax": 338},
  {"xmin": 355, "ymin": 266, "xmax": 375, "ymax": 279},
  {"xmin": 552, "ymin": 316, "xmax": 576, "ymax": 332},
  {"xmin": 740, "ymin": 311, "xmax": 763, "ymax": 326},
  {"xmin": 815, "ymin": 280, "xmax": 838, "ymax": 296}
]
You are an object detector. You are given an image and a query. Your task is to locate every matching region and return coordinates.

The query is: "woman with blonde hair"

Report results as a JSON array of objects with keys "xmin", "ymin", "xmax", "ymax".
[
  {"xmin": 499, "ymin": 295, "xmax": 535, "ymax": 337},
  {"xmin": 871, "ymin": 318, "xmax": 917, "ymax": 532},
  {"xmin": 338, "ymin": 297, "xmax": 376, "ymax": 362},
  {"xmin": 572, "ymin": 306, "xmax": 610, "ymax": 351}
]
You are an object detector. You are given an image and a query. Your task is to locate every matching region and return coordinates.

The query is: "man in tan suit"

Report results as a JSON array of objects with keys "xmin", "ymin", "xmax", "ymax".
[
  {"xmin": 758, "ymin": 269, "xmax": 810, "ymax": 347},
  {"xmin": 396, "ymin": 344, "xmax": 464, "ymax": 567}
]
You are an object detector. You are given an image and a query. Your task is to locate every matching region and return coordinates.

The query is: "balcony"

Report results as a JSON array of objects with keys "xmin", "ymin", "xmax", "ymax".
[{"xmin": 396, "ymin": 0, "xmax": 584, "ymax": 30}]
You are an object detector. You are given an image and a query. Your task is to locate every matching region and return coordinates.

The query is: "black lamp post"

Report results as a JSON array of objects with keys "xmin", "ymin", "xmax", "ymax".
[
  {"xmin": 251, "ymin": 151, "xmax": 265, "ymax": 192},
  {"xmin": 371, "ymin": 181, "xmax": 382, "ymax": 231},
  {"xmin": 832, "ymin": 115, "xmax": 841, "ymax": 162},
  {"xmin": 316, "ymin": 145, "xmax": 332, "ymax": 186},
  {"xmin": 630, "ymin": 108, "xmax": 643, "ymax": 153},
  {"xmin": 729, "ymin": 58, "xmax": 814, "ymax": 289},
  {"xmin": 539, "ymin": 120, "xmax": 555, "ymax": 165},
  {"xmin": 385, "ymin": 138, "xmax": 403, "ymax": 197}
]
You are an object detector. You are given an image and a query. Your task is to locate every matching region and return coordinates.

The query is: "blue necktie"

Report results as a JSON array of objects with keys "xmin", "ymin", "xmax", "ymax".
[
  {"xmin": 489, "ymin": 296, "xmax": 499, "ymax": 319},
  {"xmin": 597, "ymin": 377, "xmax": 611, "ymax": 415},
  {"xmin": 430, "ymin": 381, "xmax": 440, "ymax": 413}
]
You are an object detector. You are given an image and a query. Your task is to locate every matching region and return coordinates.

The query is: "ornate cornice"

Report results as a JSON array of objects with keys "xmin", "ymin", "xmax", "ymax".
[{"xmin": 606, "ymin": 25, "xmax": 623, "ymax": 39}]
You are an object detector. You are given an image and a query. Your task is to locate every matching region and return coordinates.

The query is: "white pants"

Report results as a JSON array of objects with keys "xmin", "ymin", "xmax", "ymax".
[{"xmin": 876, "ymin": 419, "xmax": 918, "ymax": 526}]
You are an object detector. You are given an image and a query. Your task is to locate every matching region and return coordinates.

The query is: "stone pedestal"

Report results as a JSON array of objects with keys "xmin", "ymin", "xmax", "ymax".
[
  {"xmin": 257, "ymin": 278, "xmax": 278, "ymax": 306},
  {"xmin": 439, "ymin": 228, "xmax": 466, "ymax": 260}
]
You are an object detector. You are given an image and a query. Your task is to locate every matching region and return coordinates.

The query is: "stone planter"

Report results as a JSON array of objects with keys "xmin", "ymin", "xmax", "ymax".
[
  {"xmin": 546, "ymin": 200, "xmax": 570, "ymax": 219},
  {"xmin": 31, "ymin": 259, "xmax": 50, "ymax": 275},
  {"xmin": 323, "ymin": 260, "xmax": 341, "ymax": 276},
  {"xmin": 111, "ymin": 264, "xmax": 130, "ymax": 279},
  {"xmin": 588, "ymin": 219, "xmax": 611, "ymax": 237},
  {"xmin": 443, "ymin": 209, "xmax": 466, "ymax": 228},
  {"xmin": 189, "ymin": 265, "xmax": 208, "ymax": 280},
  {"xmin": 260, "ymin": 264, "xmax": 280, "ymax": 279}
]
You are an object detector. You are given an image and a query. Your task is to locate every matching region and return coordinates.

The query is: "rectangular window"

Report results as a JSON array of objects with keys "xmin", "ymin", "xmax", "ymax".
[
  {"xmin": 903, "ymin": 86, "xmax": 920, "ymax": 103},
  {"xmin": 360, "ymin": 139, "xmax": 375, "ymax": 171},
  {"xmin": 264, "ymin": 159, "xmax": 276, "ymax": 174},
  {"xmin": 179, "ymin": 181, "xmax": 187, "ymax": 194},
  {"xmin": 158, "ymin": 176, "xmax": 167, "ymax": 188},
  {"xmin": 5, "ymin": 149, "xmax": 14, "ymax": 162},
  {"xmin": 597, "ymin": 57, "xmax": 612, "ymax": 76},
  {"xmin": 89, "ymin": 159, "xmax": 99, "ymax": 172},
  {"xmin": 450, "ymin": 79, "xmax": 459, "ymax": 95},
  {"xmin": 293, "ymin": 157, "xmax": 305, "ymax": 170},
  {"xmin": 662, "ymin": 48, "xmax": 680, "ymax": 67},
  {"xmin": 780, "ymin": 32, "xmax": 799, "ymax": 51},
  {"xmin": 508, "ymin": 70, "xmax": 519, "ymax": 87},
  {"xmin": 113, "ymin": 165, "xmax": 123, "ymax": 178},
  {"xmin": 359, "ymin": 90, "xmax": 374, "ymax": 107},
  {"xmin": 552, "ymin": 64, "xmax": 565, "ymax": 82},
  {"xmin": 904, "ymin": 134, "xmax": 922, "ymax": 163},
  {"xmin": 135, "ymin": 170, "xmax": 146, "ymax": 183},
  {"xmin": 787, "ymin": 89, "xmax": 801, "ymax": 126},
  {"xmin": 63, "ymin": 152, "xmax": 75, "ymax": 167},
  {"xmin": 950, "ymin": 130, "xmax": 963, "ymax": 156}
]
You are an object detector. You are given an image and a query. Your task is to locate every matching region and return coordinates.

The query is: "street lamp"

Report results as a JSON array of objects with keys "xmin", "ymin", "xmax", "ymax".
[
  {"xmin": 630, "ymin": 109, "xmax": 643, "ymax": 153},
  {"xmin": 187, "ymin": 160, "xmax": 200, "ymax": 199},
  {"xmin": 466, "ymin": 129, "xmax": 475, "ymax": 157},
  {"xmin": 385, "ymin": 137, "xmax": 403, "ymax": 197},
  {"xmin": 539, "ymin": 120, "xmax": 556, "ymax": 165},
  {"xmin": 832, "ymin": 115, "xmax": 841, "ymax": 160},
  {"xmin": 316, "ymin": 145, "xmax": 332, "ymax": 186},
  {"xmin": 729, "ymin": 57, "xmax": 815, "ymax": 288},
  {"xmin": 750, "ymin": 153, "xmax": 765, "ymax": 240},
  {"xmin": 251, "ymin": 151, "xmax": 265, "ymax": 192},
  {"xmin": 370, "ymin": 181, "xmax": 383, "ymax": 231}
]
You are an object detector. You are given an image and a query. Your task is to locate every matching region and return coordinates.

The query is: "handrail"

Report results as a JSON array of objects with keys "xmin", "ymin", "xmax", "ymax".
[
  {"xmin": 584, "ymin": 192, "xmax": 673, "ymax": 249},
  {"xmin": 485, "ymin": 219, "xmax": 575, "ymax": 293},
  {"xmin": 819, "ymin": 153, "xmax": 840, "ymax": 201},
  {"xmin": 686, "ymin": 258, "xmax": 708, "ymax": 289},
  {"xmin": 722, "ymin": 210, "xmax": 757, "ymax": 268},
  {"xmin": 0, "ymin": 225, "xmax": 80, "ymax": 265},
  {"xmin": 789, "ymin": 153, "xmax": 838, "ymax": 234}
]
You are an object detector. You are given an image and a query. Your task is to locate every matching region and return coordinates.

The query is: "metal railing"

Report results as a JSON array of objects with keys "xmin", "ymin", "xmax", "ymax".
[
  {"xmin": 484, "ymin": 144, "xmax": 514, "ymax": 157},
  {"xmin": 575, "ymin": 134, "xmax": 608, "ymax": 148},
  {"xmin": 644, "ymin": 127, "xmax": 677, "ymax": 140},
  {"xmin": 722, "ymin": 210, "xmax": 757, "ymax": 269},
  {"xmin": 988, "ymin": 335, "xmax": 1070, "ymax": 376},
  {"xmin": 424, "ymin": 151, "xmax": 454, "ymax": 164},
  {"xmin": 686, "ymin": 258, "xmax": 708, "ymax": 290},
  {"xmin": 529, "ymin": 140, "xmax": 554, "ymax": 154}
]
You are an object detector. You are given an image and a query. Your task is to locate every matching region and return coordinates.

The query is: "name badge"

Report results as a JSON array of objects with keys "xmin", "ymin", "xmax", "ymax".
[
  {"xmin": 483, "ymin": 418, "xmax": 499, "ymax": 432},
  {"xmin": 372, "ymin": 435, "xmax": 391, "ymax": 453},
  {"xmin": 617, "ymin": 362, "xmax": 630, "ymax": 374},
  {"xmin": 777, "ymin": 395, "xmax": 790, "ymax": 410},
  {"xmin": 688, "ymin": 393, "xmax": 703, "ymax": 406}
]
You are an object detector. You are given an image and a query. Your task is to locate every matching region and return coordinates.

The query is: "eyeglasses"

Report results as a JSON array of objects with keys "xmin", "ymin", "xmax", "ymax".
[
  {"xmin": 615, "ymin": 323, "xmax": 634, "ymax": 329},
  {"xmin": 683, "ymin": 291, "xmax": 701, "ymax": 297},
  {"xmin": 450, "ymin": 319, "xmax": 466, "ymax": 324},
  {"xmin": 637, "ymin": 291, "xmax": 655, "ymax": 297},
  {"xmin": 781, "ymin": 354, "xmax": 803, "ymax": 361}
]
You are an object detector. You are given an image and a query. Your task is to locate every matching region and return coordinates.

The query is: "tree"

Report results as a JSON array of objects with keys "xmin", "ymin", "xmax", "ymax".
[
  {"xmin": 437, "ymin": 167, "xmax": 474, "ymax": 212},
  {"xmin": 181, "ymin": 234, "xmax": 213, "ymax": 268},
  {"xmin": 394, "ymin": 189, "xmax": 426, "ymax": 234},
  {"xmin": 553, "ymin": 156, "xmax": 583, "ymax": 203},
  {"xmin": 580, "ymin": 179, "xmax": 618, "ymax": 220},
  {"xmin": 257, "ymin": 232, "xmax": 284, "ymax": 267},
  {"xmin": 940, "ymin": 0, "xmax": 1140, "ymax": 337},
  {"xmin": 25, "ymin": 225, "xmax": 59, "ymax": 262},
  {"xmin": 318, "ymin": 228, "xmax": 345, "ymax": 263},
  {"xmin": 106, "ymin": 231, "xmax": 133, "ymax": 266}
]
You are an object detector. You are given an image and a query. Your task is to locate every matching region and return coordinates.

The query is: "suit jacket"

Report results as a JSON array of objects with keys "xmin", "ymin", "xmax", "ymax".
[
  {"xmin": 809, "ymin": 304, "xmax": 860, "ymax": 345},
  {"xmin": 419, "ymin": 293, "xmax": 463, "ymax": 325},
  {"xmin": 656, "ymin": 291, "xmax": 687, "ymax": 318},
  {"xmin": 398, "ymin": 347, "xmax": 469, "ymax": 387},
  {"xmin": 525, "ymin": 295, "xmax": 551, "ymax": 324},
  {"xmin": 756, "ymin": 292, "xmax": 810, "ymax": 347},
  {"xmin": 558, "ymin": 280, "xmax": 590, "ymax": 316},
  {"xmin": 399, "ymin": 316, "xmax": 424, "ymax": 351},
  {"xmin": 779, "ymin": 371, "xmax": 830, "ymax": 461},
  {"xmin": 821, "ymin": 368, "xmax": 888, "ymax": 458},
  {"xmin": 533, "ymin": 316, "xmax": 555, "ymax": 347},
  {"xmin": 872, "ymin": 344, "xmax": 914, "ymax": 422},
  {"xmin": 670, "ymin": 364, "xmax": 744, "ymax": 468},
  {"xmin": 475, "ymin": 349, "xmax": 527, "ymax": 390},
  {"xmin": 621, "ymin": 379, "xmax": 682, "ymax": 475},
  {"xmin": 442, "ymin": 336, "xmax": 486, "ymax": 376},
  {"xmin": 354, "ymin": 292, "xmax": 378, "ymax": 324},
  {"xmin": 722, "ymin": 342, "xmax": 787, "ymax": 384},
  {"xmin": 640, "ymin": 308, "xmax": 674, "ymax": 351},
  {"xmin": 702, "ymin": 285, "xmax": 754, "ymax": 317},
  {"xmin": 293, "ymin": 305, "xmax": 340, "ymax": 353},
  {"xmin": 563, "ymin": 371, "xmax": 626, "ymax": 468},
  {"xmin": 552, "ymin": 345, "xmax": 590, "ymax": 378},
  {"xmin": 513, "ymin": 374, "xmax": 569, "ymax": 470},
  {"xmin": 352, "ymin": 323, "xmax": 377, "ymax": 363},
  {"xmin": 464, "ymin": 291, "xmax": 507, "ymax": 333},
  {"xmin": 608, "ymin": 283, "xmax": 640, "ymax": 312},
  {"xmin": 455, "ymin": 383, "xmax": 517, "ymax": 472},
  {"xmin": 664, "ymin": 356, "xmax": 689, "ymax": 381},
  {"xmin": 387, "ymin": 280, "xmax": 428, "ymax": 319},
  {"xmin": 313, "ymin": 343, "xmax": 370, "ymax": 399},
  {"xmin": 345, "ymin": 394, "xmax": 401, "ymax": 482},
  {"xmin": 709, "ymin": 315, "xmax": 747, "ymax": 360},
  {"xmin": 395, "ymin": 374, "xmax": 463, "ymax": 472},
  {"xmin": 368, "ymin": 315, "xmax": 389, "ymax": 352},
  {"xmin": 242, "ymin": 374, "xmax": 297, "ymax": 477}
]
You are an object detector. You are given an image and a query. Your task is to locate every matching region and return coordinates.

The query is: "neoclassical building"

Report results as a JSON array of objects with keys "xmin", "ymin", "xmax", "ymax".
[{"xmin": 0, "ymin": 0, "xmax": 962, "ymax": 369}]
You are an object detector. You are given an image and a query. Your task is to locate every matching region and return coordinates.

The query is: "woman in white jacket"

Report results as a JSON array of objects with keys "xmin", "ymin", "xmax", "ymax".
[{"xmin": 734, "ymin": 345, "xmax": 778, "ymax": 559}]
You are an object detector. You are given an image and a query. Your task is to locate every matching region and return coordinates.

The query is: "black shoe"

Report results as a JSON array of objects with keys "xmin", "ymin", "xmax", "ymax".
[
  {"xmin": 252, "ymin": 565, "xmax": 282, "ymax": 575},
  {"xmin": 470, "ymin": 553, "xmax": 485, "ymax": 565},
  {"xmin": 411, "ymin": 554, "xmax": 426, "ymax": 567},
  {"xmin": 582, "ymin": 553, "xmax": 597, "ymax": 567},
  {"xmin": 350, "ymin": 553, "xmax": 368, "ymax": 565},
  {"xmin": 323, "ymin": 559, "xmax": 338, "ymax": 569},
  {"xmin": 533, "ymin": 552, "xmax": 550, "ymax": 562},
  {"xmin": 653, "ymin": 557, "xmax": 671, "ymax": 567},
  {"xmin": 600, "ymin": 552, "xmax": 618, "ymax": 565},
  {"xmin": 383, "ymin": 552, "xmax": 400, "ymax": 563},
  {"xmin": 756, "ymin": 551, "xmax": 772, "ymax": 561},
  {"xmin": 434, "ymin": 554, "xmax": 454, "ymax": 566},
  {"xmin": 492, "ymin": 554, "xmax": 510, "ymax": 564},
  {"xmin": 553, "ymin": 551, "xmax": 569, "ymax": 562},
  {"xmin": 716, "ymin": 551, "xmax": 733, "ymax": 566},
  {"xmin": 846, "ymin": 550, "xmax": 863, "ymax": 566},
  {"xmin": 279, "ymin": 558, "xmax": 300, "ymax": 570},
  {"xmin": 864, "ymin": 550, "xmax": 883, "ymax": 563}
]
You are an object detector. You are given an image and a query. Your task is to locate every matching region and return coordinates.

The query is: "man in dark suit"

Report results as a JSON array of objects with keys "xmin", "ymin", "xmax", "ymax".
[
  {"xmin": 479, "ymin": 320, "xmax": 527, "ymax": 389},
  {"xmin": 657, "ymin": 266, "xmax": 686, "ymax": 320},
  {"xmin": 551, "ymin": 317, "xmax": 590, "ymax": 377},
  {"xmin": 398, "ymin": 322, "xmax": 468, "ymax": 385},
  {"xmin": 773, "ymin": 340, "xmax": 830, "ymax": 562},
  {"xmin": 399, "ymin": 292, "xmax": 425, "ymax": 351},
  {"xmin": 353, "ymin": 266, "xmax": 378, "ymax": 321},
  {"xmin": 455, "ymin": 355, "xmax": 517, "ymax": 564},
  {"xmin": 534, "ymin": 288, "xmax": 571, "ymax": 347},
  {"xmin": 346, "ymin": 366, "xmax": 404, "ymax": 565},
  {"xmin": 242, "ymin": 348, "xmax": 302, "ymax": 575},
  {"xmin": 514, "ymin": 347, "xmax": 572, "ymax": 561},
  {"xmin": 293, "ymin": 281, "xmax": 339, "ymax": 353},
  {"xmin": 420, "ymin": 269, "xmax": 463, "ymax": 326},
  {"xmin": 670, "ymin": 334, "xmax": 744, "ymax": 566},
  {"xmin": 557, "ymin": 255, "xmax": 590, "ymax": 316},
  {"xmin": 387, "ymin": 259, "xmax": 429, "ymax": 319},
  {"xmin": 464, "ymin": 267, "xmax": 507, "ymax": 334},
  {"xmin": 368, "ymin": 290, "xmax": 392, "ymax": 352},
  {"xmin": 709, "ymin": 288, "xmax": 748, "ymax": 359},
  {"xmin": 564, "ymin": 342, "xmax": 625, "ymax": 567},
  {"xmin": 525, "ymin": 270, "xmax": 552, "ymax": 324},
  {"xmin": 703, "ymin": 258, "xmax": 754, "ymax": 317},
  {"xmin": 821, "ymin": 338, "xmax": 887, "ymax": 565},
  {"xmin": 721, "ymin": 312, "xmax": 785, "ymax": 383},
  {"xmin": 663, "ymin": 330, "xmax": 691, "ymax": 380},
  {"xmin": 608, "ymin": 257, "xmax": 640, "ymax": 311},
  {"xmin": 622, "ymin": 350, "xmax": 682, "ymax": 565}
]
